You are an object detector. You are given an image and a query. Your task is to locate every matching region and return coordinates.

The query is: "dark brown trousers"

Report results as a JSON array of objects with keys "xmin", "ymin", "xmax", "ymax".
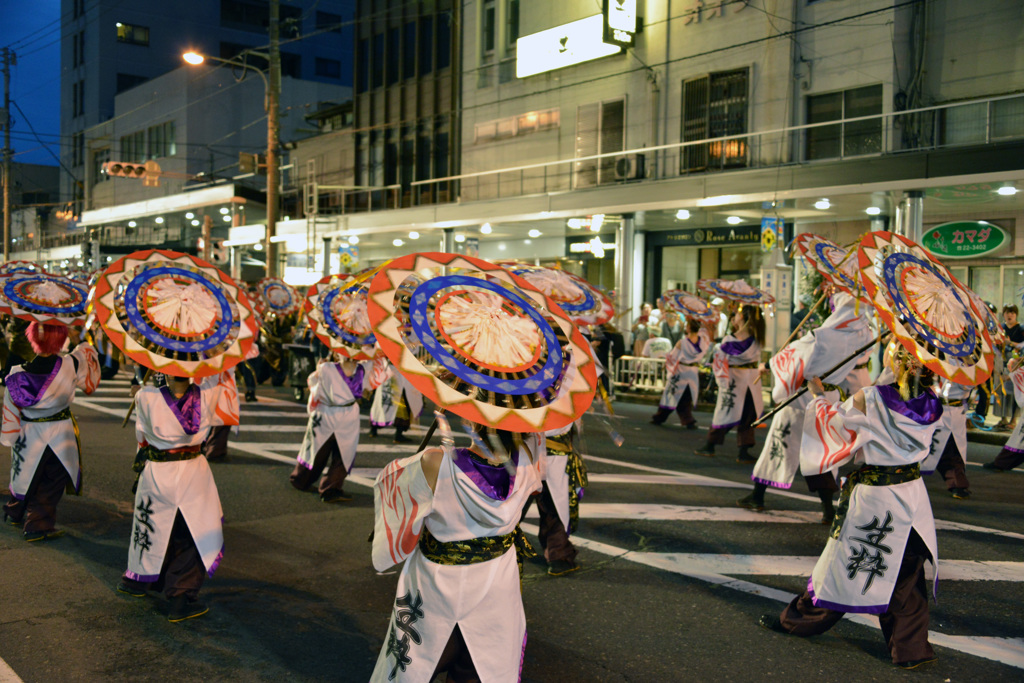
[
  {"xmin": 121, "ymin": 511, "xmax": 206, "ymax": 600},
  {"xmin": 652, "ymin": 387, "xmax": 695, "ymax": 427},
  {"xmin": 202, "ymin": 425, "xmax": 231, "ymax": 462},
  {"xmin": 778, "ymin": 529, "xmax": 934, "ymax": 664},
  {"xmin": 431, "ymin": 625, "xmax": 481, "ymax": 682},
  {"xmin": 521, "ymin": 483, "xmax": 578, "ymax": 564},
  {"xmin": 989, "ymin": 447, "xmax": 1024, "ymax": 471},
  {"xmin": 289, "ymin": 436, "xmax": 348, "ymax": 495},
  {"xmin": 3, "ymin": 447, "xmax": 71, "ymax": 534},
  {"xmin": 935, "ymin": 439, "xmax": 970, "ymax": 489}
]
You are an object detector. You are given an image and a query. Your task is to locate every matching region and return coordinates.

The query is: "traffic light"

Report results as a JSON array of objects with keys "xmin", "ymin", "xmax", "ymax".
[
  {"xmin": 210, "ymin": 238, "xmax": 229, "ymax": 266},
  {"xmin": 103, "ymin": 160, "xmax": 161, "ymax": 186}
]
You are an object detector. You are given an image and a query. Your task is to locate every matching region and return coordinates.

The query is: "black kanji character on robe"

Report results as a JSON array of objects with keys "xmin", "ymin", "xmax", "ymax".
[
  {"xmin": 721, "ymin": 380, "xmax": 737, "ymax": 412},
  {"xmin": 133, "ymin": 496, "xmax": 156, "ymax": 562},
  {"xmin": 11, "ymin": 435, "xmax": 26, "ymax": 480},
  {"xmin": 387, "ymin": 590, "xmax": 424, "ymax": 680},
  {"xmin": 767, "ymin": 421, "xmax": 791, "ymax": 464},
  {"xmin": 845, "ymin": 511, "xmax": 895, "ymax": 594}
]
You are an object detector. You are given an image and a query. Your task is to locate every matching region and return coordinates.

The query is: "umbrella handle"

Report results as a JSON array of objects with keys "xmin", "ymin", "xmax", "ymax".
[
  {"xmin": 753, "ymin": 334, "xmax": 883, "ymax": 427},
  {"xmin": 122, "ymin": 368, "xmax": 154, "ymax": 429}
]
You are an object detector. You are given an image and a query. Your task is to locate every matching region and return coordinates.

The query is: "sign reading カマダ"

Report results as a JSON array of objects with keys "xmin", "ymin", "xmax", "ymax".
[{"xmin": 920, "ymin": 221, "xmax": 1011, "ymax": 259}]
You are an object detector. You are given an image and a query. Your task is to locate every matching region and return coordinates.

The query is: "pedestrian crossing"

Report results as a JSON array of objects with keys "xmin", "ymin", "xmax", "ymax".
[{"xmin": 72, "ymin": 377, "xmax": 1024, "ymax": 670}]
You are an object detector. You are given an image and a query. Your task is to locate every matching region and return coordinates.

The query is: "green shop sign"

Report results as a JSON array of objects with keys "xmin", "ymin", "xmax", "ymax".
[{"xmin": 920, "ymin": 221, "xmax": 1010, "ymax": 259}]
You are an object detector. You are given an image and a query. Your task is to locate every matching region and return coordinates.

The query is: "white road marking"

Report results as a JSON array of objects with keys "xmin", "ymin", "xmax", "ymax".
[
  {"xmin": 518, "ymin": 522, "xmax": 1024, "ymax": 670},
  {"xmin": 587, "ymin": 473, "xmax": 748, "ymax": 488},
  {"xmin": 0, "ymin": 656, "xmax": 23, "ymax": 683}
]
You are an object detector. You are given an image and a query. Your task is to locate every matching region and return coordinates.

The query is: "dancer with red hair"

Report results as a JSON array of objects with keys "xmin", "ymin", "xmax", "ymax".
[{"xmin": 2, "ymin": 321, "xmax": 100, "ymax": 540}]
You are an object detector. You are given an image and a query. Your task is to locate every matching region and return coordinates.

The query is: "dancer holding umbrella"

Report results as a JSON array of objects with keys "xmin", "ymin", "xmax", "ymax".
[
  {"xmin": 367, "ymin": 253, "xmax": 597, "ymax": 681},
  {"xmin": 94, "ymin": 249, "xmax": 258, "ymax": 622},
  {"xmin": 739, "ymin": 235, "xmax": 875, "ymax": 520},
  {"xmin": 760, "ymin": 231, "xmax": 996, "ymax": 670},
  {"xmin": 651, "ymin": 291, "xmax": 715, "ymax": 429},
  {"xmin": 290, "ymin": 272, "xmax": 375, "ymax": 502},
  {"xmin": 496, "ymin": 261, "xmax": 614, "ymax": 576},
  {"xmin": 693, "ymin": 279, "xmax": 773, "ymax": 461},
  {"xmin": 1, "ymin": 273, "xmax": 97, "ymax": 541}
]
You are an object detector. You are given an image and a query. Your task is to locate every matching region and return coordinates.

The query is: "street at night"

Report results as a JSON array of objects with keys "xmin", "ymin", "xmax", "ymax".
[{"xmin": 0, "ymin": 377, "xmax": 1020, "ymax": 682}]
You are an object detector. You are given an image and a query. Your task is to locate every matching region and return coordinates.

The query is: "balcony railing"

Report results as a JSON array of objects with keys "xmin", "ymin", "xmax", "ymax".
[{"xmin": 400, "ymin": 92, "xmax": 1024, "ymax": 205}]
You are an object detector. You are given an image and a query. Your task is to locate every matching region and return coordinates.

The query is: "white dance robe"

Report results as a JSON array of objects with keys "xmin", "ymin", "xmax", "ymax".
[
  {"xmin": 371, "ymin": 444, "xmax": 541, "ymax": 682},
  {"xmin": 371, "ymin": 360, "xmax": 424, "ymax": 427},
  {"xmin": 801, "ymin": 386, "xmax": 941, "ymax": 613},
  {"xmin": 3, "ymin": 357, "xmax": 82, "ymax": 497},
  {"xmin": 923, "ymin": 380, "xmax": 972, "ymax": 474},
  {"xmin": 126, "ymin": 383, "xmax": 224, "ymax": 582},
  {"xmin": 994, "ymin": 365, "xmax": 1024, "ymax": 455},
  {"xmin": 70, "ymin": 343, "xmax": 101, "ymax": 395},
  {"xmin": 710, "ymin": 335, "xmax": 762, "ymax": 429},
  {"xmin": 297, "ymin": 361, "xmax": 368, "ymax": 472},
  {"xmin": 659, "ymin": 335, "xmax": 708, "ymax": 411},
  {"xmin": 752, "ymin": 294, "xmax": 874, "ymax": 488},
  {"xmin": 206, "ymin": 371, "xmax": 240, "ymax": 432}
]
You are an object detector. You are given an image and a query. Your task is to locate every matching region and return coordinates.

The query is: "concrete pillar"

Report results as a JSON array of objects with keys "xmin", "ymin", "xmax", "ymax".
[
  {"xmin": 442, "ymin": 227, "xmax": 455, "ymax": 253},
  {"xmin": 322, "ymin": 235, "xmax": 332, "ymax": 276},
  {"xmin": 615, "ymin": 213, "xmax": 636, "ymax": 329},
  {"xmin": 905, "ymin": 190, "xmax": 924, "ymax": 243}
]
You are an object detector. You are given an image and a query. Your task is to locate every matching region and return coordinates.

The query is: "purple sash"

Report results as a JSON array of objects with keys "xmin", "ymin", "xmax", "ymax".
[
  {"xmin": 334, "ymin": 363, "xmax": 365, "ymax": 400},
  {"xmin": 452, "ymin": 447, "xmax": 519, "ymax": 500},
  {"xmin": 877, "ymin": 384, "xmax": 943, "ymax": 425},
  {"xmin": 719, "ymin": 336, "xmax": 755, "ymax": 356},
  {"xmin": 7, "ymin": 358, "xmax": 63, "ymax": 409},
  {"xmin": 160, "ymin": 384, "xmax": 202, "ymax": 434}
]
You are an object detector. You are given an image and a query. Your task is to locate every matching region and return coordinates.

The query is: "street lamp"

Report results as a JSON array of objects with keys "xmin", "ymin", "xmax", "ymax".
[{"xmin": 183, "ymin": 49, "xmax": 280, "ymax": 277}]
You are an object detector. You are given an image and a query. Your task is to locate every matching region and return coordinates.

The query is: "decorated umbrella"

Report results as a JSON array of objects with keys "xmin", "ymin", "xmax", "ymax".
[
  {"xmin": 0, "ymin": 260, "xmax": 48, "ymax": 278},
  {"xmin": 495, "ymin": 262, "xmax": 615, "ymax": 326},
  {"xmin": 366, "ymin": 252, "xmax": 598, "ymax": 433},
  {"xmin": 254, "ymin": 277, "xmax": 301, "ymax": 318},
  {"xmin": 303, "ymin": 270, "xmax": 377, "ymax": 360},
  {"xmin": 792, "ymin": 233, "xmax": 868, "ymax": 302},
  {"xmin": 857, "ymin": 231, "xmax": 995, "ymax": 386},
  {"xmin": 965, "ymin": 287, "xmax": 1006, "ymax": 346},
  {"xmin": 92, "ymin": 249, "xmax": 259, "ymax": 378},
  {"xmin": 696, "ymin": 278, "xmax": 775, "ymax": 305},
  {"xmin": 662, "ymin": 289, "xmax": 716, "ymax": 321},
  {"xmin": 0, "ymin": 272, "xmax": 90, "ymax": 325}
]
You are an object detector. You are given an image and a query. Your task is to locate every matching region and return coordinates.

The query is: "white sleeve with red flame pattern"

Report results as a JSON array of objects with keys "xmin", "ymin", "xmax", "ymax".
[
  {"xmin": 1010, "ymin": 365, "xmax": 1024, "ymax": 405},
  {"xmin": 1, "ymin": 390, "xmax": 22, "ymax": 448},
  {"xmin": 71, "ymin": 343, "xmax": 101, "ymax": 395},
  {"xmin": 712, "ymin": 347, "xmax": 729, "ymax": 383},
  {"xmin": 800, "ymin": 395, "xmax": 858, "ymax": 476},
  {"xmin": 769, "ymin": 344, "xmax": 806, "ymax": 404},
  {"xmin": 372, "ymin": 451, "xmax": 434, "ymax": 571}
]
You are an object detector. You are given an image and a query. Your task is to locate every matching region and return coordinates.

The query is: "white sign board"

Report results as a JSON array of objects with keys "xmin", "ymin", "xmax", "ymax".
[{"xmin": 517, "ymin": 15, "xmax": 622, "ymax": 79}]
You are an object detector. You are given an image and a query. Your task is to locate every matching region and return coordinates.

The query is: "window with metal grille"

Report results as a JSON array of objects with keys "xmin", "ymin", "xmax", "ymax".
[
  {"xmin": 681, "ymin": 68, "xmax": 749, "ymax": 172},
  {"xmin": 806, "ymin": 84, "xmax": 882, "ymax": 160},
  {"xmin": 574, "ymin": 99, "xmax": 625, "ymax": 188}
]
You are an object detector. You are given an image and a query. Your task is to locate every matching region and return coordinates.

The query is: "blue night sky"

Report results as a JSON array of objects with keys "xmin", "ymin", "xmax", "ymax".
[{"xmin": 0, "ymin": 0, "xmax": 62, "ymax": 167}]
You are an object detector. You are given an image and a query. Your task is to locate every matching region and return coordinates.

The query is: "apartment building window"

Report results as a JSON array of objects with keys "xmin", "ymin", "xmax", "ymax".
[
  {"xmin": 419, "ymin": 17, "xmax": 434, "ymax": 76},
  {"xmin": 73, "ymin": 0, "xmax": 84, "ymax": 19},
  {"xmin": 356, "ymin": 39, "xmax": 369, "ymax": 92},
  {"xmin": 386, "ymin": 28, "xmax": 400, "ymax": 85},
  {"xmin": 475, "ymin": 108, "xmax": 559, "ymax": 142},
  {"xmin": 73, "ymin": 31, "xmax": 85, "ymax": 67},
  {"xmin": 120, "ymin": 130, "xmax": 145, "ymax": 162},
  {"xmin": 806, "ymin": 84, "xmax": 883, "ymax": 160},
  {"xmin": 372, "ymin": 34, "xmax": 384, "ymax": 88},
  {"xmin": 147, "ymin": 121, "xmax": 176, "ymax": 159},
  {"xmin": 316, "ymin": 57, "xmax": 342, "ymax": 79},
  {"xmin": 221, "ymin": 1, "xmax": 301, "ymax": 31},
  {"xmin": 941, "ymin": 94, "xmax": 1024, "ymax": 146},
  {"xmin": 482, "ymin": 0, "xmax": 496, "ymax": 61},
  {"xmin": 316, "ymin": 11, "xmax": 342, "ymax": 33},
  {"xmin": 71, "ymin": 132, "xmax": 84, "ymax": 167},
  {"xmin": 574, "ymin": 99, "xmax": 625, "ymax": 188},
  {"xmin": 92, "ymin": 148, "xmax": 111, "ymax": 185},
  {"xmin": 681, "ymin": 68, "xmax": 749, "ymax": 172},
  {"xmin": 437, "ymin": 11, "xmax": 451, "ymax": 70},
  {"xmin": 116, "ymin": 23, "xmax": 149, "ymax": 46},
  {"xmin": 72, "ymin": 80, "xmax": 85, "ymax": 118},
  {"xmin": 403, "ymin": 22, "xmax": 416, "ymax": 79},
  {"xmin": 506, "ymin": 0, "xmax": 520, "ymax": 50}
]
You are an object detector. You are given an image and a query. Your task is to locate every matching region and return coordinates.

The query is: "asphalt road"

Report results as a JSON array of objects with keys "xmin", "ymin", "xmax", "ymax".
[{"xmin": 0, "ymin": 374, "xmax": 1022, "ymax": 682}]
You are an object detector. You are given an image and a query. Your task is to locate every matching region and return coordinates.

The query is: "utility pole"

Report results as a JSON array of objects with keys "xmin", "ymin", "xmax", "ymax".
[
  {"xmin": 264, "ymin": 0, "xmax": 281, "ymax": 277},
  {"xmin": 1, "ymin": 48, "xmax": 14, "ymax": 263},
  {"xmin": 202, "ymin": 215, "xmax": 213, "ymax": 261}
]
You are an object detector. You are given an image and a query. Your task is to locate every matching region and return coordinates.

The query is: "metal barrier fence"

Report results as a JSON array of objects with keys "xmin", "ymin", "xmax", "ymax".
[{"xmin": 612, "ymin": 356, "xmax": 667, "ymax": 394}]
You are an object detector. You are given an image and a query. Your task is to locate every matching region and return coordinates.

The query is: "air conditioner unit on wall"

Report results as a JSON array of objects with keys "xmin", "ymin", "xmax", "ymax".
[{"xmin": 614, "ymin": 153, "xmax": 645, "ymax": 181}]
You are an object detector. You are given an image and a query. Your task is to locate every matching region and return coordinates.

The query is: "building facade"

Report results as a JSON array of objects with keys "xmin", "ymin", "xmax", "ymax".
[
  {"xmin": 277, "ymin": 0, "xmax": 1023, "ymax": 351},
  {"xmin": 60, "ymin": 0, "xmax": 355, "ymax": 215}
]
